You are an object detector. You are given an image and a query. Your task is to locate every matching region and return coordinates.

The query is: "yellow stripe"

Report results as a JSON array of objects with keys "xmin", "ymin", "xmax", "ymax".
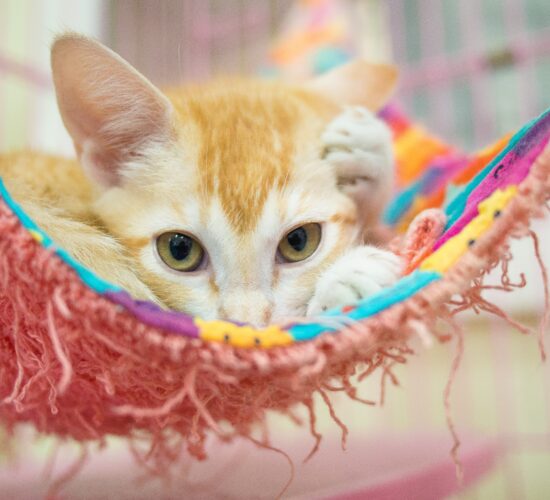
[
  {"xmin": 420, "ymin": 187, "xmax": 517, "ymax": 274},
  {"xmin": 197, "ymin": 319, "xmax": 293, "ymax": 348}
]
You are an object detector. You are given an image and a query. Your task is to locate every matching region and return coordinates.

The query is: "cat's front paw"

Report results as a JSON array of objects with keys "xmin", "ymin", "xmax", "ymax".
[
  {"xmin": 306, "ymin": 246, "xmax": 402, "ymax": 316},
  {"xmin": 321, "ymin": 106, "xmax": 393, "ymax": 184}
]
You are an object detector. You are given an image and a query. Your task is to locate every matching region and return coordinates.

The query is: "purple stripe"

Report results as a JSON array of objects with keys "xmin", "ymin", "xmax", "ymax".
[
  {"xmin": 105, "ymin": 291, "xmax": 200, "ymax": 338},
  {"xmin": 423, "ymin": 156, "xmax": 471, "ymax": 194},
  {"xmin": 435, "ymin": 113, "xmax": 550, "ymax": 249}
]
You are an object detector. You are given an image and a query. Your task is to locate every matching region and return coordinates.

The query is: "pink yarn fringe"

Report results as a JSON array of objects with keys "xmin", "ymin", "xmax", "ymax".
[
  {"xmin": 443, "ymin": 317, "xmax": 465, "ymax": 484},
  {"xmin": 529, "ymin": 230, "xmax": 549, "ymax": 361}
]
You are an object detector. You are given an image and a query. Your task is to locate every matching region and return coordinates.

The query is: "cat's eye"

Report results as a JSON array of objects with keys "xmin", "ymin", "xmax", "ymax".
[
  {"xmin": 278, "ymin": 223, "xmax": 322, "ymax": 263},
  {"xmin": 156, "ymin": 232, "xmax": 205, "ymax": 272}
]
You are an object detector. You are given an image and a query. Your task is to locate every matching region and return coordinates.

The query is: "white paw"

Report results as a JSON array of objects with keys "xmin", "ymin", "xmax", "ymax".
[
  {"xmin": 307, "ymin": 246, "xmax": 402, "ymax": 315},
  {"xmin": 321, "ymin": 106, "xmax": 393, "ymax": 185}
]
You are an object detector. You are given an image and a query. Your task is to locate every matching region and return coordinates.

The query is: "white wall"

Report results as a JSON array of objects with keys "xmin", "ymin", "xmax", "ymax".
[{"xmin": 0, "ymin": 0, "xmax": 106, "ymax": 154}]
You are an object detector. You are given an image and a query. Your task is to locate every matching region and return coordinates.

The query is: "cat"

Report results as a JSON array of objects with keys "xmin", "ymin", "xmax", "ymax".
[{"xmin": 0, "ymin": 33, "xmax": 402, "ymax": 327}]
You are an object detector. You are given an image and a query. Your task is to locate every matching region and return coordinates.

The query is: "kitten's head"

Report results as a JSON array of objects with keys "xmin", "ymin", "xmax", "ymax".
[{"xmin": 51, "ymin": 34, "xmax": 396, "ymax": 325}]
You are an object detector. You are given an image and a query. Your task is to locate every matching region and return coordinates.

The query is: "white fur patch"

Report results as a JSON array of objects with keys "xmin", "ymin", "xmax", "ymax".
[
  {"xmin": 306, "ymin": 246, "xmax": 402, "ymax": 315},
  {"xmin": 321, "ymin": 106, "xmax": 393, "ymax": 185}
]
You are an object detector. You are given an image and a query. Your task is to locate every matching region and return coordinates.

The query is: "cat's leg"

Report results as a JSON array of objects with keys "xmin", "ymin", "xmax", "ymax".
[
  {"xmin": 306, "ymin": 246, "xmax": 402, "ymax": 315},
  {"xmin": 22, "ymin": 202, "xmax": 160, "ymax": 304},
  {"xmin": 322, "ymin": 106, "xmax": 394, "ymax": 231}
]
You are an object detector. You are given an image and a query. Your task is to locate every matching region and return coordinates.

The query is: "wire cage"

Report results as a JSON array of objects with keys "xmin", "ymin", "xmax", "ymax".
[
  {"xmin": 389, "ymin": 0, "xmax": 550, "ymax": 150},
  {"xmin": 0, "ymin": 1, "xmax": 549, "ymax": 497}
]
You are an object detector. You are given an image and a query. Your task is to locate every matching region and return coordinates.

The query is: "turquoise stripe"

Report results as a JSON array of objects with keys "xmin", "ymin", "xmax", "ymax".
[
  {"xmin": 55, "ymin": 247, "xmax": 121, "ymax": 294},
  {"xmin": 0, "ymin": 178, "xmax": 120, "ymax": 294},
  {"xmin": 289, "ymin": 270, "xmax": 441, "ymax": 341},
  {"xmin": 383, "ymin": 179, "xmax": 424, "ymax": 225},
  {"xmin": 349, "ymin": 270, "xmax": 441, "ymax": 319},
  {"xmin": 444, "ymin": 109, "xmax": 548, "ymax": 229},
  {"xmin": 0, "ymin": 179, "xmax": 54, "ymax": 244}
]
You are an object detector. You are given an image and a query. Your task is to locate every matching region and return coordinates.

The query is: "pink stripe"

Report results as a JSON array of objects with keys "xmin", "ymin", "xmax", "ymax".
[
  {"xmin": 310, "ymin": 0, "xmax": 334, "ymax": 29},
  {"xmin": 192, "ymin": 5, "xmax": 269, "ymax": 41},
  {"xmin": 0, "ymin": 52, "xmax": 51, "ymax": 89},
  {"xmin": 399, "ymin": 33, "xmax": 550, "ymax": 93},
  {"xmin": 435, "ymin": 122, "xmax": 550, "ymax": 250}
]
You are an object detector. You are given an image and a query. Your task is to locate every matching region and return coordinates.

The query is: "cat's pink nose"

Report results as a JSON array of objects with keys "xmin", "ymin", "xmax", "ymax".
[{"xmin": 219, "ymin": 291, "xmax": 273, "ymax": 327}]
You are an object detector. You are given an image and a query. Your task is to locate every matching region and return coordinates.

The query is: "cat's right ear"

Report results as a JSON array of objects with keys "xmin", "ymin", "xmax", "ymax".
[
  {"xmin": 51, "ymin": 33, "xmax": 175, "ymax": 187},
  {"xmin": 305, "ymin": 60, "xmax": 398, "ymax": 112}
]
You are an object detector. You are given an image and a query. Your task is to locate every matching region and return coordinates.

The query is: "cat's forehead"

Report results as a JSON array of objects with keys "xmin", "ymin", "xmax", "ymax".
[{"xmin": 165, "ymin": 82, "xmax": 337, "ymax": 233}]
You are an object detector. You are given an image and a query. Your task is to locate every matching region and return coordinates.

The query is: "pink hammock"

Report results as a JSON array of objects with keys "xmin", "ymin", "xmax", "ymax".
[{"xmin": 0, "ymin": 104, "xmax": 549, "ymax": 471}]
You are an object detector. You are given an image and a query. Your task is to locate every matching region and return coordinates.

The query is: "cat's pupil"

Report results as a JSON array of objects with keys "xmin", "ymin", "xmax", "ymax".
[
  {"xmin": 287, "ymin": 227, "xmax": 307, "ymax": 252},
  {"xmin": 169, "ymin": 234, "xmax": 193, "ymax": 261}
]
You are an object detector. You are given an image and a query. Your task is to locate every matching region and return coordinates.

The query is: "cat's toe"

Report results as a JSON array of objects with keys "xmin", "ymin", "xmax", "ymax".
[
  {"xmin": 322, "ymin": 107, "xmax": 389, "ymax": 151},
  {"xmin": 307, "ymin": 273, "xmax": 383, "ymax": 315},
  {"xmin": 321, "ymin": 106, "xmax": 393, "ymax": 185},
  {"xmin": 306, "ymin": 248, "xmax": 402, "ymax": 316}
]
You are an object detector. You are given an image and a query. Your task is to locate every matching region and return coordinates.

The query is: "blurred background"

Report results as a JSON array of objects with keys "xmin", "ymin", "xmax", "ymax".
[
  {"xmin": 1, "ymin": 0, "xmax": 548, "ymax": 151},
  {"xmin": 0, "ymin": 0, "xmax": 549, "ymax": 498}
]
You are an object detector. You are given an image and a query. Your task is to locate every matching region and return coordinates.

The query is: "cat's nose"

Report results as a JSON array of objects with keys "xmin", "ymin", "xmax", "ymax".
[{"xmin": 219, "ymin": 291, "xmax": 273, "ymax": 327}]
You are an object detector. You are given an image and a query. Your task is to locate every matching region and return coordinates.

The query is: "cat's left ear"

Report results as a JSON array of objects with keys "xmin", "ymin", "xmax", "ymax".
[
  {"xmin": 306, "ymin": 60, "xmax": 398, "ymax": 111},
  {"xmin": 51, "ymin": 33, "xmax": 175, "ymax": 187}
]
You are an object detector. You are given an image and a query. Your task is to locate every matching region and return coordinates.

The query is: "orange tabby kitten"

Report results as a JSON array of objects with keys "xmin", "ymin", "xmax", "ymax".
[{"xmin": 0, "ymin": 34, "xmax": 401, "ymax": 326}]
